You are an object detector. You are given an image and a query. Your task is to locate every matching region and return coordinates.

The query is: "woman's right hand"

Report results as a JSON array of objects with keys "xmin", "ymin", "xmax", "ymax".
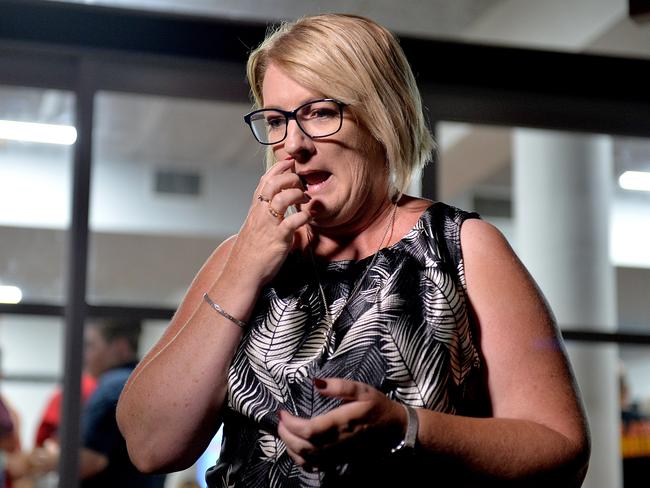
[{"xmin": 223, "ymin": 158, "xmax": 312, "ymax": 289}]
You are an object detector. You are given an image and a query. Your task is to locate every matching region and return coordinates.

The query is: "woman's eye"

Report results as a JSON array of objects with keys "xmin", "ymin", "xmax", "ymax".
[
  {"xmin": 308, "ymin": 108, "xmax": 336, "ymax": 119},
  {"xmin": 266, "ymin": 117, "xmax": 284, "ymax": 129}
]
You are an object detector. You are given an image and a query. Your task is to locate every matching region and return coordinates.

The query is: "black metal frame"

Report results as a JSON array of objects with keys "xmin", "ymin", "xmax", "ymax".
[{"xmin": 1, "ymin": 1, "xmax": 650, "ymax": 485}]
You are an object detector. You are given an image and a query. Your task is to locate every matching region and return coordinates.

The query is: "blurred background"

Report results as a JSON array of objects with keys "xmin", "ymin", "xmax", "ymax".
[{"xmin": 0, "ymin": 0, "xmax": 649, "ymax": 487}]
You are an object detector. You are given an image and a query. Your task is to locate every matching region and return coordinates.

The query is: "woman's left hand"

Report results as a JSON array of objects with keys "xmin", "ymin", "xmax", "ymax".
[{"xmin": 277, "ymin": 378, "xmax": 407, "ymax": 470}]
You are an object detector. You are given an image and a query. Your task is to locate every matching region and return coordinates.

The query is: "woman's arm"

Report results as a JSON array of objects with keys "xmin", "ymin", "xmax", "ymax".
[
  {"xmin": 116, "ymin": 159, "xmax": 311, "ymax": 473},
  {"xmin": 436, "ymin": 218, "xmax": 590, "ymax": 483},
  {"xmin": 278, "ymin": 219, "xmax": 589, "ymax": 485},
  {"xmin": 116, "ymin": 237, "xmax": 250, "ymax": 473}
]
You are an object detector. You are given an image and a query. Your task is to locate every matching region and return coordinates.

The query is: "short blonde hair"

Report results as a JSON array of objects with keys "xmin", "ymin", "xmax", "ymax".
[{"xmin": 246, "ymin": 13, "xmax": 434, "ymax": 196}]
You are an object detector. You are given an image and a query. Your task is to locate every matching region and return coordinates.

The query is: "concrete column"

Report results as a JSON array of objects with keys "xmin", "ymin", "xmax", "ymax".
[{"xmin": 513, "ymin": 129, "xmax": 619, "ymax": 488}]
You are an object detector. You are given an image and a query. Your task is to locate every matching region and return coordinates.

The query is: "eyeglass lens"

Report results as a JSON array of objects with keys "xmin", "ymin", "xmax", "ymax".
[{"xmin": 248, "ymin": 100, "xmax": 342, "ymax": 144}]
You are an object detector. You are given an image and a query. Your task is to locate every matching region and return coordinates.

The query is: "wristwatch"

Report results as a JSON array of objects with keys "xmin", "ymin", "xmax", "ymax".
[{"xmin": 391, "ymin": 404, "xmax": 419, "ymax": 454}]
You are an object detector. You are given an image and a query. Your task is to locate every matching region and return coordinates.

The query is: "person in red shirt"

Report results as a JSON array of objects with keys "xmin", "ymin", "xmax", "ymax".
[{"xmin": 34, "ymin": 373, "xmax": 97, "ymax": 447}]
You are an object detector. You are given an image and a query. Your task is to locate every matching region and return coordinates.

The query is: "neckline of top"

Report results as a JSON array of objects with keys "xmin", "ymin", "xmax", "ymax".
[{"xmin": 308, "ymin": 202, "xmax": 437, "ymax": 267}]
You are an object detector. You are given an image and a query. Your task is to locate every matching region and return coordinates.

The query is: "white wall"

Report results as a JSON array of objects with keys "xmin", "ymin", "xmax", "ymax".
[
  {"xmin": 0, "ymin": 149, "xmax": 72, "ymax": 229},
  {"xmin": 0, "ymin": 315, "xmax": 62, "ymax": 448},
  {"xmin": 611, "ymin": 194, "xmax": 650, "ymax": 269},
  {"xmin": 90, "ymin": 156, "xmax": 260, "ymax": 237}
]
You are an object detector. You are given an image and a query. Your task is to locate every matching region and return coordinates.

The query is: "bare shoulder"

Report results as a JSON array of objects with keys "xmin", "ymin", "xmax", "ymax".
[
  {"xmin": 460, "ymin": 218, "xmax": 513, "ymax": 260},
  {"xmin": 459, "ymin": 218, "xmax": 539, "ymax": 292},
  {"xmin": 454, "ymin": 219, "xmax": 556, "ymax": 348}
]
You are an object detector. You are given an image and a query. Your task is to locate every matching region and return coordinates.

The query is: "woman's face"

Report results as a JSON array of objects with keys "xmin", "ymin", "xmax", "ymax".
[{"xmin": 262, "ymin": 63, "xmax": 389, "ymax": 231}]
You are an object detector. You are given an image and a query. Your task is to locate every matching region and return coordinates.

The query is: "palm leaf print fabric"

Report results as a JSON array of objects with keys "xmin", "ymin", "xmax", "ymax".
[{"xmin": 206, "ymin": 203, "xmax": 485, "ymax": 487}]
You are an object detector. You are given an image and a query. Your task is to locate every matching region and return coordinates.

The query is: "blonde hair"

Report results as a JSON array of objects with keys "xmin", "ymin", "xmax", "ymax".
[{"xmin": 246, "ymin": 13, "xmax": 434, "ymax": 196}]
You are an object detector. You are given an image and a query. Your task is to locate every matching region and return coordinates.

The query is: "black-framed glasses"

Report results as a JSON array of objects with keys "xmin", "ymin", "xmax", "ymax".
[{"xmin": 243, "ymin": 98, "xmax": 346, "ymax": 145}]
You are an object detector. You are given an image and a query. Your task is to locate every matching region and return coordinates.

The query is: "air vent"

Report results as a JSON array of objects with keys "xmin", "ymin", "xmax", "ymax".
[{"xmin": 154, "ymin": 169, "xmax": 201, "ymax": 196}]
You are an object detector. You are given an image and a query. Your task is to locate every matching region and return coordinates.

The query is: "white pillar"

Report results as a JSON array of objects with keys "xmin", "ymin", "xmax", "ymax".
[{"xmin": 513, "ymin": 129, "xmax": 620, "ymax": 488}]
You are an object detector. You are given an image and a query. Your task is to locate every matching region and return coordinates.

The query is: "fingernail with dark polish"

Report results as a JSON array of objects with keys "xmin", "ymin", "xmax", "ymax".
[{"xmin": 313, "ymin": 378, "xmax": 327, "ymax": 389}]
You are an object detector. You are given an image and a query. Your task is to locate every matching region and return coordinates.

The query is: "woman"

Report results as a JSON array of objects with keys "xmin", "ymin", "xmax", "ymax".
[{"xmin": 117, "ymin": 13, "xmax": 590, "ymax": 487}]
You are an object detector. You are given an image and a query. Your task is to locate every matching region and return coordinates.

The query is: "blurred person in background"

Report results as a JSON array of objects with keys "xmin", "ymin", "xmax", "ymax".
[
  {"xmin": 1, "ymin": 365, "xmax": 32, "ymax": 488},
  {"xmin": 27, "ymin": 372, "xmax": 97, "ymax": 488},
  {"xmin": 620, "ymin": 363, "xmax": 650, "ymax": 488},
  {"xmin": 34, "ymin": 373, "xmax": 96, "ymax": 449},
  {"xmin": 31, "ymin": 319, "xmax": 164, "ymax": 488}
]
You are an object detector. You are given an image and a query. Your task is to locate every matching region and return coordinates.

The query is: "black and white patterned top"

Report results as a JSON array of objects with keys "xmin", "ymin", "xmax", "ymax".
[{"xmin": 207, "ymin": 203, "xmax": 488, "ymax": 488}]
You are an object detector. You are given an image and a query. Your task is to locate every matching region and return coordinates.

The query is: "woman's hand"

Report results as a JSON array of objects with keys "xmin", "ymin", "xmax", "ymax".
[
  {"xmin": 224, "ymin": 158, "xmax": 311, "ymax": 289},
  {"xmin": 277, "ymin": 378, "xmax": 407, "ymax": 471}
]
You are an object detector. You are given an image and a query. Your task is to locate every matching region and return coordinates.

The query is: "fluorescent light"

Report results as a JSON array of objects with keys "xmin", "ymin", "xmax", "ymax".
[
  {"xmin": 0, "ymin": 285, "xmax": 22, "ymax": 304},
  {"xmin": 0, "ymin": 120, "xmax": 77, "ymax": 145},
  {"xmin": 619, "ymin": 171, "xmax": 650, "ymax": 192}
]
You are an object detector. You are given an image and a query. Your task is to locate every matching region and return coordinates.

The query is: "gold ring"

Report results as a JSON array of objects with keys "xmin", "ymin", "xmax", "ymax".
[
  {"xmin": 268, "ymin": 205, "xmax": 283, "ymax": 219},
  {"xmin": 257, "ymin": 194, "xmax": 270, "ymax": 203}
]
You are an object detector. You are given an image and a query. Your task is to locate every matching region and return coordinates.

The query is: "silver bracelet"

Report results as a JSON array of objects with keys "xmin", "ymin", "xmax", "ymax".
[
  {"xmin": 203, "ymin": 293, "xmax": 247, "ymax": 329},
  {"xmin": 391, "ymin": 404, "xmax": 419, "ymax": 453}
]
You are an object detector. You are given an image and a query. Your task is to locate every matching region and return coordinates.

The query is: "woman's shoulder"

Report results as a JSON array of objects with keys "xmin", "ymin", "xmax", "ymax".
[
  {"xmin": 392, "ymin": 198, "xmax": 487, "ymax": 275},
  {"xmin": 460, "ymin": 220, "xmax": 516, "ymax": 267},
  {"xmin": 395, "ymin": 197, "xmax": 479, "ymax": 241}
]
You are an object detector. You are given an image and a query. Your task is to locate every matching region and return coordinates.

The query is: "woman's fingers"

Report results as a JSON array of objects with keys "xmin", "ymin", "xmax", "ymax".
[
  {"xmin": 281, "ymin": 209, "xmax": 312, "ymax": 235},
  {"xmin": 258, "ymin": 172, "xmax": 304, "ymax": 201},
  {"xmin": 255, "ymin": 159, "xmax": 300, "ymax": 200},
  {"xmin": 268, "ymin": 188, "xmax": 310, "ymax": 215},
  {"xmin": 276, "ymin": 381, "xmax": 408, "ymax": 469},
  {"xmin": 253, "ymin": 160, "xmax": 309, "ymax": 222},
  {"xmin": 262, "ymin": 158, "xmax": 294, "ymax": 179},
  {"xmin": 313, "ymin": 377, "xmax": 374, "ymax": 401},
  {"xmin": 279, "ymin": 402, "xmax": 368, "ymax": 452},
  {"xmin": 279, "ymin": 406, "xmax": 369, "ymax": 470},
  {"xmin": 227, "ymin": 158, "xmax": 310, "ymax": 286},
  {"xmin": 278, "ymin": 411, "xmax": 318, "ymax": 465}
]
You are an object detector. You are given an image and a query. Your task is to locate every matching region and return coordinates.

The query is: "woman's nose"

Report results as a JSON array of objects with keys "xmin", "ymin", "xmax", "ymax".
[{"xmin": 283, "ymin": 119, "xmax": 313, "ymax": 158}]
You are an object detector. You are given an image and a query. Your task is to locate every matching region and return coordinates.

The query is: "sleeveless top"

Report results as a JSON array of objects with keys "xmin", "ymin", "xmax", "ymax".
[{"xmin": 206, "ymin": 202, "xmax": 488, "ymax": 488}]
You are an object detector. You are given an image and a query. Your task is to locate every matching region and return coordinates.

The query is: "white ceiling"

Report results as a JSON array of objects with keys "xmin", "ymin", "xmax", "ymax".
[{"xmin": 50, "ymin": 0, "xmax": 650, "ymax": 59}]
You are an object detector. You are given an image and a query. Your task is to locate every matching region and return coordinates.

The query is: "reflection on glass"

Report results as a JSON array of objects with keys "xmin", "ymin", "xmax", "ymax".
[
  {"xmin": 0, "ymin": 86, "xmax": 75, "ymax": 304},
  {"xmin": 88, "ymin": 92, "xmax": 262, "ymax": 307}
]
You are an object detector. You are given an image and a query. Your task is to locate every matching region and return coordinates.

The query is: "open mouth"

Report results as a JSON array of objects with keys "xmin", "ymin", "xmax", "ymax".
[{"xmin": 299, "ymin": 171, "xmax": 332, "ymax": 192}]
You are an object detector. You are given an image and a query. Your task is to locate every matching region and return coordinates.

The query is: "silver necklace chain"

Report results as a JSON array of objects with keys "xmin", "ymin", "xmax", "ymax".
[{"xmin": 308, "ymin": 202, "xmax": 398, "ymax": 326}]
